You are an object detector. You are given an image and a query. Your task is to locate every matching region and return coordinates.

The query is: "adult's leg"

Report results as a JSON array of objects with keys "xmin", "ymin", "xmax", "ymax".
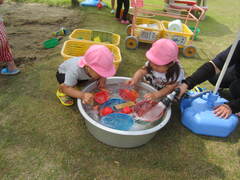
[
  {"xmin": 229, "ymin": 79, "xmax": 240, "ymax": 99},
  {"xmin": 122, "ymin": 0, "xmax": 129, "ymax": 20},
  {"xmin": 115, "ymin": 0, "xmax": 123, "ymax": 19},
  {"xmin": 208, "ymin": 65, "xmax": 238, "ymax": 88}
]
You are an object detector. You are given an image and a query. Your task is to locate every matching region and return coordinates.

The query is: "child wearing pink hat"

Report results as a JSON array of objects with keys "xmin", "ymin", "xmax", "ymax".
[
  {"xmin": 127, "ymin": 39, "xmax": 185, "ymax": 100},
  {"xmin": 56, "ymin": 45, "xmax": 116, "ymax": 106}
]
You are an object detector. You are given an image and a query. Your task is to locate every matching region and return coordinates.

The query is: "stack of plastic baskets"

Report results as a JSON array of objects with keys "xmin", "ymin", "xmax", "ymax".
[
  {"xmin": 69, "ymin": 29, "xmax": 121, "ymax": 46},
  {"xmin": 61, "ymin": 40, "xmax": 122, "ymax": 71},
  {"xmin": 161, "ymin": 20, "xmax": 193, "ymax": 48}
]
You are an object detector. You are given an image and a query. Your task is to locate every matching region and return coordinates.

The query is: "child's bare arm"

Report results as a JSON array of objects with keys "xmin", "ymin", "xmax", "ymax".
[
  {"xmin": 145, "ymin": 83, "xmax": 178, "ymax": 100},
  {"xmin": 126, "ymin": 68, "xmax": 147, "ymax": 86},
  {"xmin": 60, "ymin": 84, "xmax": 94, "ymax": 104},
  {"xmin": 97, "ymin": 77, "xmax": 106, "ymax": 88}
]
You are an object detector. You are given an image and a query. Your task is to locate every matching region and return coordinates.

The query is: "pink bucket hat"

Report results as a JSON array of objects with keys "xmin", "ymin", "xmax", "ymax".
[
  {"xmin": 146, "ymin": 39, "xmax": 179, "ymax": 65},
  {"xmin": 79, "ymin": 45, "xmax": 116, "ymax": 78}
]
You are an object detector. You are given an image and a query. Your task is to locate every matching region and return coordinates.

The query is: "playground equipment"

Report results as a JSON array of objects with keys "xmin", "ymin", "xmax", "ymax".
[
  {"xmin": 164, "ymin": 0, "xmax": 208, "ymax": 20},
  {"xmin": 61, "ymin": 40, "xmax": 122, "ymax": 71},
  {"xmin": 180, "ymin": 32, "xmax": 240, "ymax": 137},
  {"xmin": 69, "ymin": 29, "xmax": 120, "ymax": 46},
  {"xmin": 80, "ymin": 0, "xmax": 107, "ymax": 7},
  {"xmin": 125, "ymin": 0, "xmax": 205, "ymax": 57}
]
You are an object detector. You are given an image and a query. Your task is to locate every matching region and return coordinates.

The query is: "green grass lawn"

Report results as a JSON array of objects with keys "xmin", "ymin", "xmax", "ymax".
[{"xmin": 1, "ymin": 0, "xmax": 240, "ymax": 179}]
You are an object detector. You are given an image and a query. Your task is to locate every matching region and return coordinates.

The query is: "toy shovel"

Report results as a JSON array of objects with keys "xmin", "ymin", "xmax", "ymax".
[{"xmin": 43, "ymin": 37, "xmax": 63, "ymax": 49}]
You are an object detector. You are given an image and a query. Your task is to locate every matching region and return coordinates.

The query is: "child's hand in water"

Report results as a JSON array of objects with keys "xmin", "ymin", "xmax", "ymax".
[
  {"xmin": 125, "ymin": 78, "xmax": 138, "ymax": 86},
  {"xmin": 97, "ymin": 78, "xmax": 106, "ymax": 89},
  {"xmin": 82, "ymin": 92, "xmax": 94, "ymax": 104},
  {"xmin": 144, "ymin": 92, "xmax": 158, "ymax": 100}
]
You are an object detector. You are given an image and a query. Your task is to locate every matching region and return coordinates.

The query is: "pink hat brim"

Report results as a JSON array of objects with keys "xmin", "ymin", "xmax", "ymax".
[
  {"xmin": 78, "ymin": 57, "xmax": 116, "ymax": 78},
  {"xmin": 92, "ymin": 65, "xmax": 116, "ymax": 78},
  {"xmin": 146, "ymin": 51, "xmax": 179, "ymax": 65}
]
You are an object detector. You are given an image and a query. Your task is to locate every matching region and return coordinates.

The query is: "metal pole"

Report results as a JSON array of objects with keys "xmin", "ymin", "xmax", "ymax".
[{"xmin": 213, "ymin": 32, "xmax": 240, "ymax": 94}]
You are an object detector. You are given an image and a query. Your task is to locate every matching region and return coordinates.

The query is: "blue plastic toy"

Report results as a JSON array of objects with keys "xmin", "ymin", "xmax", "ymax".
[
  {"xmin": 180, "ymin": 91, "xmax": 239, "ymax": 137},
  {"xmin": 80, "ymin": 0, "xmax": 107, "ymax": 7},
  {"xmin": 100, "ymin": 113, "xmax": 134, "ymax": 131},
  {"xmin": 100, "ymin": 98, "xmax": 126, "ymax": 111}
]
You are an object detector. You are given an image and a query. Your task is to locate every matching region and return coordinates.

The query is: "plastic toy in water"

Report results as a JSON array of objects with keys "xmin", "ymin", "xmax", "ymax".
[
  {"xmin": 120, "ymin": 106, "xmax": 133, "ymax": 114},
  {"xmin": 180, "ymin": 91, "xmax": 239, "ymax": 137},
  {"xmin": 94, "ymin": 90, "xmax": 110, "ymax": 104},
  {"xmin": 114, "ymin": 101, "xmax": 135, "ymax": 110},
  {"xmin": 134, "ymin": 100, "xmax": 158, "ymax": 117},
  {"xmin": 80, "ymin": 0, "xmax": 107, "ymax": 7},
  {"xmin": 100, "ymin": 113, "xmax": 134, "ymax": 131},
  {"xmin": 119, "ymin": 89, "xmax": 139, "ymax": 102},
  {"xmin": 134, "ymin": 88, "xmax": 180, "ymax": 122},
  {"xmin": 100, "ymin": 98, "xmax": 126, "ymax": 111},
  {"xmin": 100, "ymin": 107, "xmax": 114, "ymax": 116}
]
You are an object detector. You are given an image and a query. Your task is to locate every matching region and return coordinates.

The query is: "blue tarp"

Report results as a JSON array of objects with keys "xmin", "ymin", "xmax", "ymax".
[{"xmin": 80, "ymin": 0, "xmax": 107, "ymax": 7}]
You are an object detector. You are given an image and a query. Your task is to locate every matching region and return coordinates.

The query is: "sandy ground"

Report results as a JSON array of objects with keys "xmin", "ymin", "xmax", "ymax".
[{"xmin": 0, "ymin": 2, "xmax": 83, "ymax": 67}]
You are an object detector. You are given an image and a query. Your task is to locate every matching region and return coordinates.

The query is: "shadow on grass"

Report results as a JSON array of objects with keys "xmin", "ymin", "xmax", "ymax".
[{"xmin": 199, "ymin": 16, "xmax": 232, "ymax": 37}]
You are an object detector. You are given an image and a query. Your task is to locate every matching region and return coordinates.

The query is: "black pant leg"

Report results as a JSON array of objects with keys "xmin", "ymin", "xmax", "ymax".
[
  {"xmin": 122, "ymin": 0, "xmax": 129, "ymax": 20},
  {"xmin": 229, "ymin": 79, "xmax": 240, "ymax": 99},
  {"xmin": 116, "ymin": 0, "xmax": 123, "ymax": 18}
]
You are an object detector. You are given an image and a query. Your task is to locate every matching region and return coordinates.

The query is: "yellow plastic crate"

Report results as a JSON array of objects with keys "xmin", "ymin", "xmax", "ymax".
[
  {"xmin": 161, "ymin": 20, "xmax": 193, "ymax": 48},
  {"xmin": 69, "ymin": 29, "xmax": 121, "ymax": 46},
  {"xmin": 134, "ymin": 17, "xmax": 163, "ymax": 43},
  {"xmin": 61, "ymin": 40, "xmax": 122, "ymax": 71}
]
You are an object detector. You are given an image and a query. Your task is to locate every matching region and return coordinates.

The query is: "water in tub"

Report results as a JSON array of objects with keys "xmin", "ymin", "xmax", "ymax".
[{"xmin": 83, "ymin": 83, "xmax": 165, "ymax": 131}]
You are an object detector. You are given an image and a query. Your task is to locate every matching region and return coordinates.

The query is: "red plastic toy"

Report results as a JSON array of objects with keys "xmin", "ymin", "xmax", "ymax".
[
  {"xmin": 100, "ymin": 107, "xmax": 114, "ymax": 116},
  {"xmin": 119, "ymin": 89, "xmax": 139, "ymax": 102},
  {"xmin": 94, "ymin": 90, "xmax": 110, "ymax": 104},
  {"xmin": 120, "ymin": 106, "xmax": 133, "ymax": 114},
  {"xmin": 133, "ymin": 100, "xmax": 158, "ymax": 117}
]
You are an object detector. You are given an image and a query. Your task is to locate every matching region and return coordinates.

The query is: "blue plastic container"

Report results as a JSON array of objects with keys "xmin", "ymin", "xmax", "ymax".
[{"xmin": 180, "ymin": 91, "xmax": 239, "ymax": 137}]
